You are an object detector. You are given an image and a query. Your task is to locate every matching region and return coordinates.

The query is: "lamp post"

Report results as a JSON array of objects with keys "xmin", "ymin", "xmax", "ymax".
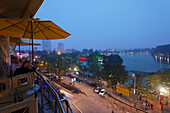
[
  {"xmin": 132, "ymin": 74, "xmax": 136, "ymax": 94},
  {"xmin": 159, "ymin": 85, "xmax": 169, "ymax": 111},
  {"xmin": 74, "ymin": 67, "xmax": 77, "ymax": 71},
  {"xmin": 132, "ymin": 74, "xmax": 136, "ymax": 107}
]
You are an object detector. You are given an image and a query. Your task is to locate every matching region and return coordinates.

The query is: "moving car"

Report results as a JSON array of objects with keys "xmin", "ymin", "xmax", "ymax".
[{"xmin": 99, "ymin": 89, "xmax": 105, "ymax": 96}]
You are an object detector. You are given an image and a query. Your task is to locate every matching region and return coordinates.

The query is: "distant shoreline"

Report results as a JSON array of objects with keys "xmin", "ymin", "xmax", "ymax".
[{"xmin": 128, "ymin": 70, "xmax": 155, "ymax": 76}]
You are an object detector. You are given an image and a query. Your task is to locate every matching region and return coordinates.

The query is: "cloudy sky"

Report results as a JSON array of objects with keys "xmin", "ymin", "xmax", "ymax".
[{"xmin": 21, "ymin": 0, "xmax": 170, "ymax": 51}]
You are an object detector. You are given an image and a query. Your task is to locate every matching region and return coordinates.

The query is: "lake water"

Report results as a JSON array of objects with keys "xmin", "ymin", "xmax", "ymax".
[{"xmin": 119, "ymin": 53, "xmax": 170, "ymax": 72}]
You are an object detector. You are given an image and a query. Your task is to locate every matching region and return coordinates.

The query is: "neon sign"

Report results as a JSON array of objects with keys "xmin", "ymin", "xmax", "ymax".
[{"xmin": 79, "ymin": 58, "xmax": 87, "ymax": 62}]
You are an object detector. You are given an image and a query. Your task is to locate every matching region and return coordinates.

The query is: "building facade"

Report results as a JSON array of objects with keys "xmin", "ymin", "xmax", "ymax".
[
  {"xmin": 58, "ymin": 42, "xmax": 64, "ymax": 51},
  {"xmin": 42, "ymin": 40, "xmax": 51, "ymax": 53}
]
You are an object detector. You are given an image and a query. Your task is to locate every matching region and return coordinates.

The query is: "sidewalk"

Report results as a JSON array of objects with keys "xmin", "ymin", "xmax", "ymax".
[
  {"xmin": 75, "ymin": 74, "xmax": 163, "ymax": 113},
  {"xmin": 104, "ymin": 86, "xmax": 160, "ymax": 113}
]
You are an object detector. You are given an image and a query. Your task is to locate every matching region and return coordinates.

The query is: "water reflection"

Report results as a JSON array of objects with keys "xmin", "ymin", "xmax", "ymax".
[{"xmin": 118, "ymin": 53, "xmax": 170, "ymax": 72}]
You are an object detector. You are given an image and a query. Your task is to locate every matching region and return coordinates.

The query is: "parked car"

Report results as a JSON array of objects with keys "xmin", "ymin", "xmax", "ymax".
[
  {"xmin": 53, "ymin": 75, "xmax": 58, "ymax": 79},
  {"xmin": 94, "ymin": 87, "xmax": 101, "ymax": 93},
  {"xmin": 49, "ymin": 75, "xmax": 54, "ymax": 79},
  {"xmin": 99, "ymin": 89, "xmax": 105, "ymax": 96},
  {"xmin": 64, "ymin": 72, "xmax": 68, "ymax": 76},
  {"xmin": 49, "ymin": 75, "xmax": 58, "ymax": 79}
]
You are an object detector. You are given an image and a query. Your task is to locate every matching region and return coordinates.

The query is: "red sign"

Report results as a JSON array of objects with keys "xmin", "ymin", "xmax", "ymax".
[
  {"xmin": 160, "ymin": 95, "xmax": 168, "ymax": 105},
  {"xmin": 79, "ymin": 58, "xmax": 87, "ymax": 62}
]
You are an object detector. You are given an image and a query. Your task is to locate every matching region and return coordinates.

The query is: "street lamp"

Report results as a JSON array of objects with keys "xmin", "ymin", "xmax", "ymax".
[
  {"xmin": 132, "ymin": 74, "xmax": 136, "ymax": 108},
  {"xmin": 132, "ymin": 74, "xmax": 136, "ymax": 94},
  {"xmin": 74, "ymin": 67, "xmax": 77, "ymax": 71},
  {"xmin": 159, "ymin": 85, "xmax": 168, "ymax": 95}
]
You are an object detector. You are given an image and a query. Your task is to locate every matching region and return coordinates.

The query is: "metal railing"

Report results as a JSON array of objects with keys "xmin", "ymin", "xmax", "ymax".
[{"xmin": 34, "ymin": 70, "xmax": 73, "ymax": 113}]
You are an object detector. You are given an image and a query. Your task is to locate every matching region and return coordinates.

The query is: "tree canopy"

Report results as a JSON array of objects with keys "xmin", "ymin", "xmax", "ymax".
[{"xmin": 145, "ymin": 69, "xmax": 170, "ymax": 93}]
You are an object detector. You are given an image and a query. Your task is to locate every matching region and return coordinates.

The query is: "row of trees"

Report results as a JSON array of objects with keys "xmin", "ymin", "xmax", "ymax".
[
  {"xmin": 35, "ymin": 51, "xmax": 128, "ymax": 89},
  {"xmin": 128, "ymin": 69, "xmax": 170, "ymax": 102},
  {"xmin": 34, "ymin": 50, "xmax": 170, "ymax": 104},
  {"xmin": 84, "ymin": 52, "xmax": 128, "ymax": 88},
  {"xmin": 145, "ymin": 69, "xmax": 170, "ymax": 96}
]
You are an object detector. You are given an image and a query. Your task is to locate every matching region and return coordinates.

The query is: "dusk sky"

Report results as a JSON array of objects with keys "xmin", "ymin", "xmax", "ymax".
[{"xmin": 21, "ymin": 0, "xmax": 170, "ymax": 51}]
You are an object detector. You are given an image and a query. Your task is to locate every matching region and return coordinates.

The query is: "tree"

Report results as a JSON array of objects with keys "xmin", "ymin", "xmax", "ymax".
[
  {"xmin": 83, "ymin": 49, "xmax": 88, "ymax": 53},
  {"xmin": 143, "ymin": 69, "xmax": 170, "ymax": 102},
  {"xmin": 102, "ymin": 63, "xmax": 128, "ymax": 89},
  {"xmin": 145, "ymin": 69, "xmax": 170, "ymax": 92},
  {"xmin": 103, "ymin": 55, "xmax": 123, "ymax": 64},
  {"xmin": 88, "ymin": 49, "xmax": 94, "ymax": 54},
  {"xmin": 136, "ymin": 74, "xmax": 143, "ymax": 87}
]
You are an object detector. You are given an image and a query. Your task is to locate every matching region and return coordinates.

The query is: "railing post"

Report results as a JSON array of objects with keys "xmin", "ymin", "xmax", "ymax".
[
  {"xmin": 55, "ymin": 99, "xmax": 58, "ymax": 113},
  {"xmin": 33, "ymin": 72, "xmax": 37, "ymax": 98},
  {"xmin": 66, "ymin": 100, "xmax": 69, "ymax": 113},
  {"xmin": 41, "ymin": 79, "xmax": 44, "ymax": 108}
]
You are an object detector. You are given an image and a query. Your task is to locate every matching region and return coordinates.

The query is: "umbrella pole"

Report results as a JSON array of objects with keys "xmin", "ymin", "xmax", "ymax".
[
  {"xmin": 18, "ymin": 43, "xmax": 21, "ymax": 58},
  {"xmin": 12, "ymin": 44, "xmax": 17, "ymax": 53},
  {"xmin": 32, "ymin": 37, "xmax": 34, "ymax": 63},
  {"xmin": 31, "ymin": 21, "xmax": 34, "ymax": 65}
]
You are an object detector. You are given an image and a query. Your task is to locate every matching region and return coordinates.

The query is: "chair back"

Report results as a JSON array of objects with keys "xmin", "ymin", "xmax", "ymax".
[
  {"xmin": 12, "ymin": 72, "xmax": 34, "ymax": 92},
  {"xmin": 0, "ymin": 77, "xmax": 11, "ymax": 98}
]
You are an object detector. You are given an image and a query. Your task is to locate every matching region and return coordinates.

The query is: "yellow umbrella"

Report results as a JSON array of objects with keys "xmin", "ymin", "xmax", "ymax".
[
  {"xmin": 10, "ymin": 37, "xmax": 41, "ymax": 58},
  {"xmin": 10, "ymin": 38, "xmax": 41, "ymax": 46},
  {"xmin": 0, "ymin": 18, "xmax": 70, "ymax": 39},
  {"xmin": 0, "ymin": 18, "xmax": 71, "ymax": 62}
]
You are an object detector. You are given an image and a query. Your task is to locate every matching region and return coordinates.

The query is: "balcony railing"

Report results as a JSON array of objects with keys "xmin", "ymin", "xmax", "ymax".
[
  {"xmin": 0, "ymin": 70, "xmax": 73, "ymax": 113},
  {"xmin": 34, "ymin": 70, "xmax": 73, "ymax": 113}
]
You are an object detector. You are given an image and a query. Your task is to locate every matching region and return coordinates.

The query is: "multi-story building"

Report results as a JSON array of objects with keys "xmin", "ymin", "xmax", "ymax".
[
  {"xmin": 42, "ymin": 40, "xmax": 51, "ymax": 53},
  {"xmin": 58, "ymin": 42, "xmax": 64, "ymax": 51}
]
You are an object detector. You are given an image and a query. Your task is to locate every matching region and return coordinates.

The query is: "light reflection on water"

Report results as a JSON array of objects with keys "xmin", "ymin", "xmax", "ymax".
[{"xmin": 119, "ymin": 53, "xmax": 170, "ymax": 72}]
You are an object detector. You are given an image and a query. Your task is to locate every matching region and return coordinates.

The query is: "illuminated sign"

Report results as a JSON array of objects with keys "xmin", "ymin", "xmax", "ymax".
[
  {"xmin": 160, "ymin": 95, "xmax": 168, "ymax": 105},
  {"xmin": 79, "ymin": 58, "xmax": 87, "ymax": 62},
  {"xmin": 116, "ymin": 86, "xmax": 130, "ymax": 97}
]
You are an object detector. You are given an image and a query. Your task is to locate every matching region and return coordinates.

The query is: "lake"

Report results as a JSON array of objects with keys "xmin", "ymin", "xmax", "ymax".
[{"xmin": 119, "ymin": 53, "xmax": 170, "ymax": 72}]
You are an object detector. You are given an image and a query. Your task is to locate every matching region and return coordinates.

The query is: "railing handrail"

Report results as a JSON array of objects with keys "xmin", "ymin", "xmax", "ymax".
[
  {"xmin": 48, "ymin": 81, "xmax": 74, "ymax": 113},
  {"xmin": 34, "ymin": 70, "xmax": 71, "ymax": 113}
]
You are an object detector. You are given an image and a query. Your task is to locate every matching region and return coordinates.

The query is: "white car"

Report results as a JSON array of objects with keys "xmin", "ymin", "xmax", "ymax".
[
  {"xmin": 53, "ymin": 75, "xmax": 58, "ymax": 79},
  {"xmin": 55, "ymin": 76, "xmax": 63, "ymax": 80},
  {"xmin": 94, "ymin": 87, "xmax": 101, "ymax": 93},
  {"xmin": 99, "ymin": 89, "xmax": 105, "ymax": 96},
  {"xmin": 60, "ymin": 77, "xmax": 63, "ymax": 79}
]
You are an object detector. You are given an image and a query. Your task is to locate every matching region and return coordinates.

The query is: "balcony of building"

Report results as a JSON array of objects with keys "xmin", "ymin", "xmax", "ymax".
[{"xmin": 0, "ymin": 69, "xmax": 73, "ymax": 113}]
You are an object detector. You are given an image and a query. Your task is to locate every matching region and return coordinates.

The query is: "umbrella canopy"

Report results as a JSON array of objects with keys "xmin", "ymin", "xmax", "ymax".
[
  {"xmin": 0, "ymin": 18, "xmax": 71, "ymax": 63},
  {"xmin": 10, "ymin": 38, "xmax": 41, "ymax": 46},
  {"xmin": 0, "ymin": 18, "xmax": 71, "ymax": 39},
  {"xmin": 10, "ymin": 37, "xmax": 41, "ymax": 58}
]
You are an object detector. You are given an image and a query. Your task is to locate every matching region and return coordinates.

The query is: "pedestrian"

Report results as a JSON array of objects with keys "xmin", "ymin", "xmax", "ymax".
[
  {"xmin": 134, "ymin": 102, "xmax": 136, "ymax": 108},
  {"xmin": 146, "ymin": 99, "xmax": 148, "ymax": 106},
  {"xmin": 139, "ymin": 96, "xmax": 141, "ymax": 101},
  {"xmin": 151, "ymin": 104, "xmax": 153, "ymax": 110},
  {"xmin": 143, "ymin": 102, "xmax": 146, "ymax": 110},
  {"xmin": 161, "ymin": 105, "xmax": 163, "ymax": 111}
]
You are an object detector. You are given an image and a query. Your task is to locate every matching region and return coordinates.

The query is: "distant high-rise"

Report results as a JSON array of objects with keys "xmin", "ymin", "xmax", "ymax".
[
  {"xmin": 58, "ymin": 42, "xmax": 64, "ymax": 51},
  {"xmin": 42, "ymin": 40, "xmax": 51, "ymax": 52}
]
